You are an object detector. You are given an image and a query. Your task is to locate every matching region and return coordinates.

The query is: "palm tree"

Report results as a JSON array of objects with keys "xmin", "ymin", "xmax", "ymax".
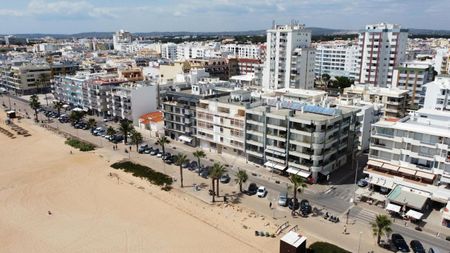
[
  {"xmin": 157, "ymin": 136, "xmax": 170, "ymax": 154},
  {"xmin": 69, "ymin": 111, "xmax": 84, "ymax": 124},
  {"xmin": 130, "ymin": 130, "xmax": 143, "ymax": 151},
  {"xmin": 119, "ymin": 119, "xmax": 133, "ymax": 144},
  {"xmin": 290, "ymin": 174, "xmax": 307, "ymax": 206},
  {"xmin": 106, "ymin": 126, "xmax": 116, "ymax": 136},
  {"xmin": 174, "ymin": 153, "xmax": 188, "ymax": 188},
  {"xmin": 234, "ymin": 169, "xmax": 248, "ymax": 193},
  {"xmin": 53, "ymin": 100, "xmax": 64, "ymax": 116},
  {"xmin": 211, "ymin": 162, "xmax": 226, "ymax": 198},
  {"xmin": 193, "ymin": 150, "xmax": 206, "ymax": 168},
  {"xmin": 29, "ymin": 95, "xmax": 41, "ymax": 122},
  {"xmin": 370, "ymin": 214, "xmax": 392, "ymax": 245},
  {"xmin": 87, "ymin": 118, "xmax": 97, "ymax": 129}
]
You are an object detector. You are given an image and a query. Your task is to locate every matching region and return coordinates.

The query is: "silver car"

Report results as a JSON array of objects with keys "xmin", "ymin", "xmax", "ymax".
[{"xmin": 278, "ymin": 192, "xmax": 288, "ymax": 206}]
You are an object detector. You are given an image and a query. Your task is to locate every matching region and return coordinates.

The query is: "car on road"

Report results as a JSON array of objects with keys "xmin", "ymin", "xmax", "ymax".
[
  {"xmin": 391, "ymin": 233, "xmax": 410, "ymax": 252},
  {"xmin": 300, "ymin": 199, "xmax": 312, "ymax": 215},
  {"xmin": 357, "ymin": 178, "xmax": 368, "ymax": 187},
  {"xmin": 288, "ymin": 198, "xmax": 300, "ymax": 210},
  {"xmin": 410, "ymin": 240, "xmax": 425, "ymax": 253},
  {"xmin": 256, "ymin": 186, "xmax": 267, "ymax": 198},
  {"xmin": 219, "ymin": 174, "xmax": 230, "ymax": 184},
  {"xmin": 246, "ymin": 183, "xmax": 258, "ymax": 195},
  {"xmin": 278, "ymin": 192, "xmax": 288, "ymax": 207}
]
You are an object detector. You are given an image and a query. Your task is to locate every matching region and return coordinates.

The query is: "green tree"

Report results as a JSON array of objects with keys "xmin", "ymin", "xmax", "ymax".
[
  {"xmin": 157, "ymin": 136, "xmax": 170, "ymax": 154},
  {"xmin": 321, "ymin": 73, "xmax": 331, "ymax": 82},
  {"xmin": 174, "ymin": 153, "xmax": 188, "ymax": 188},
  {"xmin": 106, "ymin": 126, "xmax": 116, "ymax": 136},
  {"xmin": 289, "ymin": 174, "xmax": 308, "ymax": 208},
  {"xmin": 210, "ymin": 162, "xmax": 226, "ymax": 198},
  {"xmin": 69, "ymin": 111, "xmax": 85, "ymax": 124},
  {"xmin": 129, "ymin": 130, "xmax": 143, "ymax": 151},
  {"xmin": 53, "ymin": 100, "xmax": 64, "ymax": 116},
  {"xmin": 29, "ymin": 94, "xmax": 41, "ymax": 122},
  {"xmin": 118, "ymin": 119, "xmax": 133, "ymax": 144},
  {"xmin": 330, "ymin": 76, "xmax": 353, "ymax": 92},
  {"xmin": 370, "ymin": 214, "xmax": 392, "ymax": 245},
  {"xmin": 234, "ymin": 169, "xmax": 248, "ymax": 193},
  {"xmin": 87, "ymin": 118, "xmax": 97, "ymax": 129},
  {"xmin": 193, "ymin": 150, "xmax": 206, "ymax": 168}
]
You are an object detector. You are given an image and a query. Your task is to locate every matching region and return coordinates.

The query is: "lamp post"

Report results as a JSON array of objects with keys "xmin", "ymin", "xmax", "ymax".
[{"xmin": 357, "ymin": 231, "xmax": 362, "ymax": 253}]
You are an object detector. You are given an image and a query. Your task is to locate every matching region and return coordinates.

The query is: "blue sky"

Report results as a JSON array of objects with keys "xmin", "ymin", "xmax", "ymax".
[{"xmin": 0, "ymin": 0, "xmax": 449, "ymax": 34}]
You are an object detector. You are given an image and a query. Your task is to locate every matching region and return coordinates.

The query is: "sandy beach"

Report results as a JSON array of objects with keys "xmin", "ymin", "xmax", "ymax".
[{"xmin": 0, "ymin": 114, "xmax": 279, "ymax": 253}]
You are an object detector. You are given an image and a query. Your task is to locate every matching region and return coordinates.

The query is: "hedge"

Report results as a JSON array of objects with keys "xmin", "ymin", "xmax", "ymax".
[
  {"xmin": 308, "ymin": 242, "xmax": 351, "ymax": 253},
  {"xmin": 65, "ymin": 138, "xmax": 95, "ymax": 151},
  {"xmin": 111, "ymin": 161, "xmax": 173, "ymax": 190}
]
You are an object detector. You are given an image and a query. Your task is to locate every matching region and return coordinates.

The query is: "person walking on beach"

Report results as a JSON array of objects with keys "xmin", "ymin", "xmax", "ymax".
[
  {"xmin": 343, "ymin": 224, "xmax": 347, "ymax": 234},
  {"xmin": 269, "ymin": 202, "xmax": 272, "ymax": 209}
]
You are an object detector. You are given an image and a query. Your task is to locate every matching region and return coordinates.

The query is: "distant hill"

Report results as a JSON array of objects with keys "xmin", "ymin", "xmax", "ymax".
[{"xmin": 3, "ymin": 27, "xmax": 450, "ymax": 39}]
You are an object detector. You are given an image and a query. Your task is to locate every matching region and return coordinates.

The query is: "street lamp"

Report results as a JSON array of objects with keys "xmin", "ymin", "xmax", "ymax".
[{"xmin": 357, "ymin": 231, "xmax": 362, "ymax": 253}]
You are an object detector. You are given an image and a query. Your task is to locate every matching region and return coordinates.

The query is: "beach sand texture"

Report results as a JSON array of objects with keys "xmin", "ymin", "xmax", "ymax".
[{"xmin": 0, "ymin": 116, "xmax": 277, "ymax": 253}]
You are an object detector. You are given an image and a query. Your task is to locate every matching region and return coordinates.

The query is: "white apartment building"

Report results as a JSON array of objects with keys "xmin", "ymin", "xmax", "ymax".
[
  {"xmin": 358, "ymin": 23, "xmax": 408, "ymax": 87},
  {"xmin": 113, "ymin": 29, "xmax": 133, "ymax": 51},
  {"xmin": 365, "ymin": 109, "xmax": 450, "ymax": 213},
  {"xmin": 245, "ymin": 102, "xmax": 360, "ymax": 183},
  {"xmin": 176, "ymin": 42, "xmax": 221, "ymax": 60},
  {"xmin": 343, "ymin": 84, "xmax": 409, "ymax": 119},
  {"xmin": 392, "ymin": 61, "xmax": 435, "ymax": 109},
  {"xmin": 315, "ymin": 43, "xmax": 359, "ymax": 79},
  {"xmin": 1, "ymin": 63, "xmax": 51, "ymax": 95},
  {"xmin": 161, "ymin": 43, "xmax": 178, "ymax": 60},
  {"xmin": 196, "ymin": 90, "xmax": 251, "ymax": 156},
  {"xmin": 423, "ymin": 76, "xmax": 450, "ymax": 111},
  {"xmin": 220, "ymin": 44, "xmax": 262, "ymax": 59},
  {"xmin": 262, "ymin": 23, "xmax": 315, "ymax": 91},
  {"xmin": 105, "ymin": 82, "xmax": 158, "ymax": 125},
  {"xmin": 434, "ymin": 48, "xmax": 450, "ymax": 75}
]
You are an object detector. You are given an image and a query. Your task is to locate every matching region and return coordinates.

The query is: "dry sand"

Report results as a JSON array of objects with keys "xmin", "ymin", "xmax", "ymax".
[{"xmin": 0, "ymin": 115, "xmax": 278, "ymax": 253}]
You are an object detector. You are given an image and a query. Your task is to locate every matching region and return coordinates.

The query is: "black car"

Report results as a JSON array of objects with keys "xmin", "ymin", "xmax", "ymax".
[
  {"xmin": 300, "ymin": 199, "xmax": 312, "ymax": 214},
  {"xmin": 164, "ymin": 156, "xmax": 174, "ymax": 164},
  {"xmin": 219, "ymin": 174, "xmax": 231, "ymax": 184},
  {"xmin": 391, "ymin": 233, "xmax": 410, "ymax": 252},
  {"xmin": 188, "ymin": 161, "xmax": 198, "ymax": 171},
  {"xmin": 200, "ymin": 167, "xmax": 210, "ymax": 178},
  {"xmin": 138, "ymin": 144, "xmax": 148, "ymax": 153},
  {"xmin": 246, "ymin": 183, "xmax": 258, "ymax": 195},
  {"xmin": 410, "ymin": 240, "xmax": 425, "ymax": 253},
  {"xmin": 288, "ymin": 198, "xmax": 300, "ymax": 210}
]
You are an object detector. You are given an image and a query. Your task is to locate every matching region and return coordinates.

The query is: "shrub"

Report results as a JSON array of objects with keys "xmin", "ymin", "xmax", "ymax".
[
  {"xmin": 65, "ymin": 138, "xmax": 95, "ymax": 151},
  {"xmin": 308, "ymin": 242, "xmax": 350, "ymax": 253},
  {"xmin": 111, "ymin": 161, "xmax": 173, "ymax": 189}
]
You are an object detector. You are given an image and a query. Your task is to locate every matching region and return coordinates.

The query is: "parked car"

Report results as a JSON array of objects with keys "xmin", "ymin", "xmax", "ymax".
[
  {"xmin": 111, "ymin": 135, "xmax": 124, "ymax": 143},
  {"xmin": 428, "ymin": 247, "xmax": 441, "ymax": 253},
  {"xmin": 391, "ymin": 233, "xmax": 410, "ymax": 252},
  {"xmin": 278, "ymin": 192, "xmax": 288, "ymax": 207},
  {"xmin": 357, "ymin": 178, "xmax": 368, "ymax": 187},
  {"xmin": 189, "ymin": 161, "xmax": 198, "ymax": 170},
  {"xmin": 219, "ymin": 174, "xmax": 230, "ymax": 184},
  {"xmin": 144, "ymin": 147, "xmax": 152, "ymax": 154},
  {"xmin": 246, "ymin": 183, "xmax": 258, "ymax": 195},
  {"xmin": 181, "ymin": 160, "xmax": 190, "ymax": 168},
  {"xmin": 150, "ymin": 149, "xmax": 159, "ymax": 156},
  {"xmin": 288, "ymin": 198, "xmax": 300, "ymax": 210},
  {"xmin": 200, "ymin": 167, "xmax": 210, "ymax": 178},
  {"xmin": 138, "ymin": 144, "xmax": 148, "ymax": 153},
  {"xmin": 162, "ymin": 152, "xmax": 171, "ymax": 160},
  {"xmin": 156, "ymin": 151, "xmax": 163, "ymax": 158},
  {"xmin": 256, "ymin": 186, "xmax": 267, "ymax": 198},
  {"xmin": 410, "ymin": 240, "xmax": 425, "ymax": 253},
  {"xmin": 300, "ymin": 199, "xmax": 312, "ymax": 214}
]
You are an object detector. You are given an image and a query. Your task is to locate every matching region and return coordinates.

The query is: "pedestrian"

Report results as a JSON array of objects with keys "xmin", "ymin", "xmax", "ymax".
[
  {"xmin": 129, "ymin": 146, "xmax": 131, "ymax": 151},
  {"xmin": 343, "ymin": 224, "xmax": 347, "ymax": 234},
  {"xmin": 48, "ymin": 211, "xmax": 52, "ymax": 215},
  {"xmin": 269, "ymin": 202, "xmax": 272, "ymax": 209}
]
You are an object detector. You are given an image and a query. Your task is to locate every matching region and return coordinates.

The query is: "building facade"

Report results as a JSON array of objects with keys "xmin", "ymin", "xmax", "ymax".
[
  {"xmin": 358, "ymin": 23, "xmax": 408, "ymax": 87},
  {"xmin": 423, "ymin": 76, "xmax": 450, "ymax": 111},
  {"xmin": 314, "ymin": 43, "xmax": 359, "ymax": 79}
]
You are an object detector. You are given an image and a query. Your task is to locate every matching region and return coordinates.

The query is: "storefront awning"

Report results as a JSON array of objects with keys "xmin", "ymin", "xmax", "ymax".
[
  {"xmin": 386, "ymin": 203, "xmax": 401, "ymax": 213},
  {"xmin": 398, "ymin": 167, "xmax": 416, "ymax": 176},
  {"xmin": 286, "ymin": 167, "xmax": 311, "ymax": 178},
  {"xmin": 415, "ymin": 171, "xmax": 435, "ymax": 181},
  {"xmin": 179, "ymin": 135, "xmax": 193, "ymax": 142},
  {"xmin": 382, "ymin": 163, "xmax": 399, "ymax": 172},
  {"xmin": 264, "ymin": 161, "xmax": 286, "ymax": 171},
  {"xmin": 406, "ymin": 209, "xmax": 423, "ymax": 220}
]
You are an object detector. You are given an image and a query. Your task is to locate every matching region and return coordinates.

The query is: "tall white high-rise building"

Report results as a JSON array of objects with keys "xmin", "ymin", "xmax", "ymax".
[
  {"xmin": 314, "ymin": 42, "xmax": 359, "ymax": 79},
  {"xmin": 262, "ymin": 23, "xmax": 315, "ymax": 91},
  {"xmin": 357, "ymin": 23, "xmax": 408, "ymax": 87},
  {"xmin": 113, "ymin": 29, "xmax": 132, "ymax": 51}
]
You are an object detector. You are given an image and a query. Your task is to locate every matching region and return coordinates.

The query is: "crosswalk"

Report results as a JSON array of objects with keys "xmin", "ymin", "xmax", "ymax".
[{"xmin": 320, "ymin": 187, "xmax": 355, "ymax": 203}]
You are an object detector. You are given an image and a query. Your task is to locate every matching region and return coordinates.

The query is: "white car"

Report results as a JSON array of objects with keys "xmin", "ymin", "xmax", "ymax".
[{"xmin": 256, "ymin": 186, "xmax": 267, "ymax": 198}]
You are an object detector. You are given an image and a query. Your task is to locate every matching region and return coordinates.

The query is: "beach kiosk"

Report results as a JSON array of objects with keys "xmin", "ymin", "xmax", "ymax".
[
  {"xmin": 6, "ymin": 110, "xmax": 16, "ymax": 119},
  {"xmin": 280, "ymin": 231, "xmax": 307, "ymax": 253}
]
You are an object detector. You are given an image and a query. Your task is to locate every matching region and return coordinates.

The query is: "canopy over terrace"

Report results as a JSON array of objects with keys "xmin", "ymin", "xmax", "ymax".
[
  {"xmin": 365, "ymin": 159, "xmax": 435, "ymax": 184},
  {"xmin": 387, "ymin": 185, "xmax": 430, "ymax": 210}
]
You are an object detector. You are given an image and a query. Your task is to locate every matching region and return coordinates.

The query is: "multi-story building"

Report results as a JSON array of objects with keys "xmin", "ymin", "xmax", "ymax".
[
  {"xmin": 343, "ymin": 84, "xmax": 409, "ymax": 119},
  {"xmin": 235, "ymin": 58, "xmax": 262, "ymax": 75},
  {"xmin": 314, "ymin": 42, "xmax": 359, "ymax": 79},
  {"xmin": 1, "ymin": 63, "xmax": 51, "ymax": 95},
  {"xmin": 245, "ymin": 102, "xmax": 360, "ymax": 183},
  {"xmin": 357, "ymin": 23, "xmax": 408, "ymax": 87},
  {"xmin": 262, "ymin": 23, "xmax": 315, "ymax": 91},
  {"xmin": 105, "ymin": 82, "xmax": 158, "ymax": 124},
  {"xmin": 187, "ymin": 58, "xmax": 231, "ymax": 80},
  {"xmin": 423, "ymin": 76, "xmax": 450, "ymax": 111},
  {"xmin": 196, "ymin": 90, "xmax": 253, "ymax": 156},
  {"xmin": 162, "ymin": 83, "xmax": 228, "ymax": 146},
  {"xmin": 113, "ymin": 29, "xmax": 132, "ymax": 51},
  {"xmin": 365, "ymin": 109, "xmax": 450, "ymax": 214},
  {"xmin": 434, "ymin": 48, "xmax": 450, "ymax": 75},
  {"xmin": 161, "ymin": 43, "xmax": 178, "ymax": 60},
  {"xmin": 392, "ymin": 61, "xmax": 435, "ymax": 109},
  {"xmin": 220, "ymin": 44, "xmax": 262, "ymax": 59}
]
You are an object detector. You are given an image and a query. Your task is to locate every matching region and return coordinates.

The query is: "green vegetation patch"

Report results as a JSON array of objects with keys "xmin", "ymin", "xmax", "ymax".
[
  {"xmin": 65, "ymin": 138, "xmax": 95, "ymax": 151},
  {"xmin": 111, "ymin": 161, "xmax": 173, "ymax": 190},
  {"xmin": 308, "ymin": 242, "xmax": 351, "ymax": 253}
]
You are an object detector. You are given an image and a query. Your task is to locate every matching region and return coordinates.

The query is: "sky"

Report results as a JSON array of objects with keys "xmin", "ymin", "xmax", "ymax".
[{"xmin": 0, "ymin": 0, "xmax": 449, "ymax": 34}]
